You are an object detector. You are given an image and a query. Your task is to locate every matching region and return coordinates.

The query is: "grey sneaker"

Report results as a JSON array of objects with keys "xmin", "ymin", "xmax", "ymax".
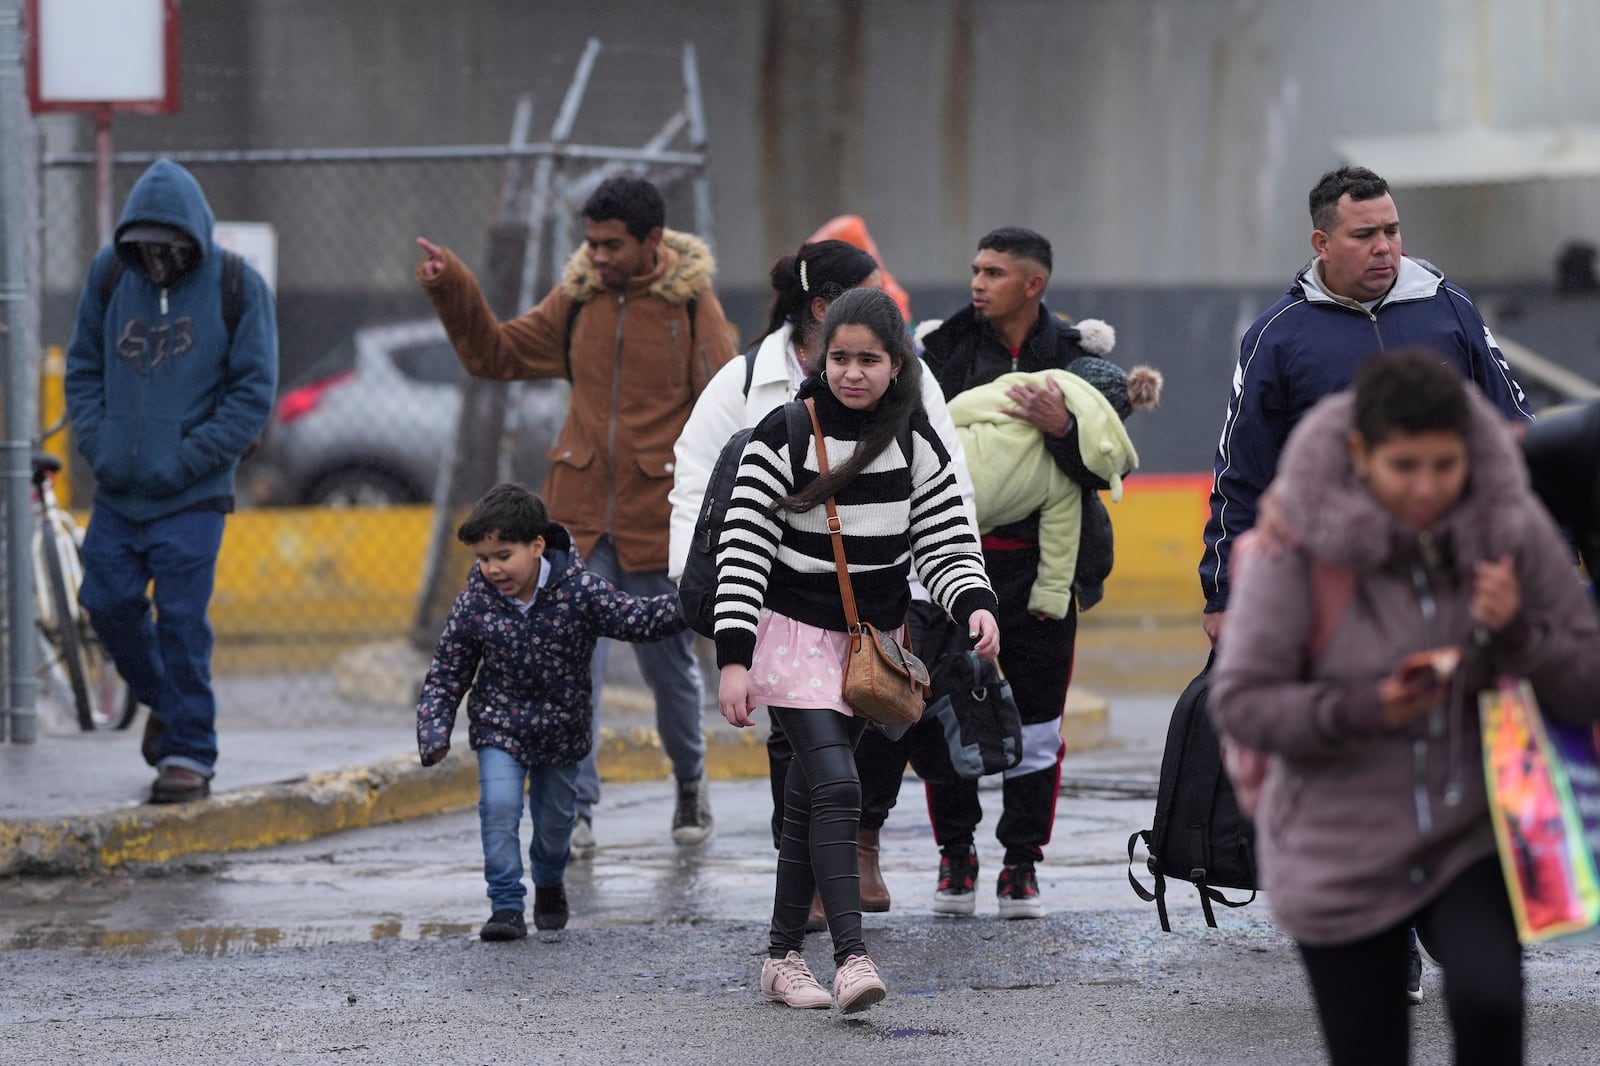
[
  {"xmin": 671, "ymin": 777, "xmax": 713, "ymax": 845},
  {"xmin": 570, "ymin": 814, "xmax": 596, "ymax": 860}
]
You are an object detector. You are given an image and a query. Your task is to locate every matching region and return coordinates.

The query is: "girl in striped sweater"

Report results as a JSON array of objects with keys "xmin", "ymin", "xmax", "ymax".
[{"xmin": 714, "ymin": 288, "xmax": 1000, "ymax": 1013}]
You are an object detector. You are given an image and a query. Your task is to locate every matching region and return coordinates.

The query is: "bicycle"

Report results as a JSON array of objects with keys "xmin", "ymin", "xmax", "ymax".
[{"xmin": 31, "ymin": 421, "xmax": 136, "ymax": 730}]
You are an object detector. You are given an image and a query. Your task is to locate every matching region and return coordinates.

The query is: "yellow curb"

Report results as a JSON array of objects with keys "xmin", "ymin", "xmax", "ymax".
[
  {"xmin": 1061, "ymin": 689, "xmax": 1111, "ymax": 753},
  {"xmin": 0, "ymin": 755, "xmax": 479, "ymax": 878},
  {"xmin": 0, "ymin": 690, "xmax": 1113, "ymax": 877}
]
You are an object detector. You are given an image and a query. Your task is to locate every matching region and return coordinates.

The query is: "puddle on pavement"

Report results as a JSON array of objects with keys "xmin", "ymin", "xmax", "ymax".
[{"xmin": 0, "ymin": 921, "xmax": 475, "ymax": 956}]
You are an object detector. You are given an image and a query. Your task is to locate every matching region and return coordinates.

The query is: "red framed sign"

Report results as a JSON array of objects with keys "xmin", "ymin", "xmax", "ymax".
[{"xmin": 24, "ymin": 0, "xmax": 180, "ymax": 115}]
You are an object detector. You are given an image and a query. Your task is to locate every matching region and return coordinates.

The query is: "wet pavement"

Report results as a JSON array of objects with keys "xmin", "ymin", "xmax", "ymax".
[
  {"xmin": 3, "ymin": 695, "xmax": 1600, "ymax": 1064},
  {"xmin": 0, "ymin": 695, "xmax": 1173, "ymax": 955}
]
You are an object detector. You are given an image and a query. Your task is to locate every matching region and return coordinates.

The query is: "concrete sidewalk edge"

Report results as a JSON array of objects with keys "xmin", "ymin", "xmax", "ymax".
[{"xmin": 0, "ymin": 691, "xmax": 1110, "ymax": 878}]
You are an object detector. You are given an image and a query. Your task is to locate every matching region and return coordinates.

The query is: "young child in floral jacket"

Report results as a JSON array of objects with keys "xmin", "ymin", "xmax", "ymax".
[{"xmin": 416, "ymin": 483, "xmax": 686, "ymax": 942}]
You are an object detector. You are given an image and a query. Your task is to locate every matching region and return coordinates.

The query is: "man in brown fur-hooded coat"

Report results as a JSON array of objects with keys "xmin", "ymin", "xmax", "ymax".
[
  {"xmin": 416, "ymin": 175, "xmax": 736, "ymax": 848},
  {"xmin": 417, "ymin": 179, "xmax": 736, "ymax": 570}
]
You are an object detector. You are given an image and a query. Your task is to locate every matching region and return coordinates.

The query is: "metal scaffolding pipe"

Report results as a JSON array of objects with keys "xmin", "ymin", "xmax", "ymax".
[
  {"xmin": 42, "ymin": 141, "xmax": 707, "ymax": 168},
  {"xmin": 0, "ymin": 0, "xmax": 39, "ymax": 743}
]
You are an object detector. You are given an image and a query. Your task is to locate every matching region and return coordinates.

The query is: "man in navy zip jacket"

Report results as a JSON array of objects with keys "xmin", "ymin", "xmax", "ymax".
[
  {"xmin": 1200, "ymin": 165, "xmax": 1531, "ymax": 647},
  {"xmin": 65, "ymin": 159, "xmax": 278, "ymax": 804},
  {"xmin": 1196, "ymin": 165, "xmax": 1530, "ymax": 1006}
]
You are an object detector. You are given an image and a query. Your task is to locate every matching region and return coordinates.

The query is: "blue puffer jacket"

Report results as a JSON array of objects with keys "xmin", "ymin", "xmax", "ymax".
[
  {"xmin": 1199, "ymin": 256, "xmax": 1533, "ymax": 614},
  {"xmin": 416, "ymin": 524, "xmax": 687, "ymax": 768},
  {"xmin": 64, "ymin": 159, "xmax": 278, "ymax": 521}
]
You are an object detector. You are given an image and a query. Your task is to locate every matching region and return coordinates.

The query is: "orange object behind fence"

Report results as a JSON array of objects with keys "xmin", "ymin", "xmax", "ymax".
[{"xmin": 806, "ymin": 215, "xmax": 912, "ymax": 321}]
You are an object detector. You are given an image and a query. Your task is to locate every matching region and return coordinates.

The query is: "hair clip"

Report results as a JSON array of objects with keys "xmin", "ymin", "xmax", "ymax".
[{"xmin": 799, "ymin": 259, "xmax": 810, "ymax": 293}]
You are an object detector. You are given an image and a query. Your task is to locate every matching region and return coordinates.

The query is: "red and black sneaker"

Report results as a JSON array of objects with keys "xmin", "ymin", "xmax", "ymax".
[
  {"xmin": 997, "ymin": 862, "xmax": 1044, "ymax": 920},
  {"xmin": 932, "ymin": 846, "xmax": 978, "ymax": 916}
]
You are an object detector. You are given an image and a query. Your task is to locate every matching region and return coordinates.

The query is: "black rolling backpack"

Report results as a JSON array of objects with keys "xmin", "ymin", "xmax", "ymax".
[{"xmin": 1127, "ymin": 653, "xmax": 1257, "ymax": 930}]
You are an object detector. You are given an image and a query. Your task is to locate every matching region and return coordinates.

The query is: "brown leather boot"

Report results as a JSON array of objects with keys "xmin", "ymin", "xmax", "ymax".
[
  {"xmin": 805, "ymin": 890, "xmax": 827, "ymax": 932},
  {"xmin": 858, "ymin": 828, "xmax": 890, "ymax": 912}
]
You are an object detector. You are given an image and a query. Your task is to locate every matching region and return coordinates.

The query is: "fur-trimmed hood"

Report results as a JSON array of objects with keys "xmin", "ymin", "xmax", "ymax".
[
  {"xmin": 560, "ymin": 228, "xmax": 715, "ymax": 305},
  {"xmin": 1274, "ymin": 389, "xmax": 1532, "ymax": 577}
]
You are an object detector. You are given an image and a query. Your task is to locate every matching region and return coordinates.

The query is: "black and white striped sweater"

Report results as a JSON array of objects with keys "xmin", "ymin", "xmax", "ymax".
[{"xmin": 712, "ymin": 379, "xmax": 997, "ymax": 668}]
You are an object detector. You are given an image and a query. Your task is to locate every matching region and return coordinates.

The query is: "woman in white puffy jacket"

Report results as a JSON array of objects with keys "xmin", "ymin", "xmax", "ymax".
[{"xmin": 668, "ymin": 238, "xmax": 975, "ymax": 917}]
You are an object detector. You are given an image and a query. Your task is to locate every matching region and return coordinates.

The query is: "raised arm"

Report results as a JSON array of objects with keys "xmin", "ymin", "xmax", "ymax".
[{"xmin": 414, "ymin": 237, "xmax": 571, "ymax": 381}]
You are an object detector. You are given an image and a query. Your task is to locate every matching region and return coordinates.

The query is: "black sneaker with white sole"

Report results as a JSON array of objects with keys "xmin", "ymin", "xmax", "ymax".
[
  {"xmin": 1407, "ymin": 942, "xmax": 1424, "ymax": 1005},
  {"xmin": 932, "ymin": 846, "xmax": 978, "ymax": 916},
  {"xmin": 997, "ymin": 862, "xmax": 1044, "ymax": 919}
]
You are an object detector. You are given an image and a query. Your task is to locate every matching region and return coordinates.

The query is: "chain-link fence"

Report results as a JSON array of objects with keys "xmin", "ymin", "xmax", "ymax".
[{"xmin": 26, "ymin": 142, "xmax": 710, "ymax": 732}]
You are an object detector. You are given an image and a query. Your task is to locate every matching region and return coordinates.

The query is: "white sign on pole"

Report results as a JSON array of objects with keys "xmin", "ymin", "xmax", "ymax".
[
  {"xmin": 26, "ymin": 0, "xmax": 178, "ymax": 113},
  {"xmin": 214, "ymin": 223, "xmax": 278, "ymax": 294}
]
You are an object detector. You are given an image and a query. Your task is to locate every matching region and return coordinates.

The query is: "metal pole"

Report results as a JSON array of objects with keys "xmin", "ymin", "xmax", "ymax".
[
  {"xmin": 0, "ymin": 0, "xmax": 40, "ymax": 742},
  {"xmin": 93, "ymin": 106, "xmax": 114, "ymax": 247},
  {"xmin": 518, "ymin": 36, "xmax": 600, "ymax": 313},
  {"xmin": 682, "ymin": 43, "xmax": 715, "ymax": 250},
  {"xmin": 44, "ymin": 141, "xmax": 706, "ymax": 167}
]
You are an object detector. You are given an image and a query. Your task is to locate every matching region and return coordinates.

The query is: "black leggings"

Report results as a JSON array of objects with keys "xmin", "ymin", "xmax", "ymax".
[
  {"xmin": 1297, "ymin": 857, "xmax": 1523, "ymax": 1066},
  {"xmin": 767, "ymin": 706, "xmax": 868, "ymax": 966}
]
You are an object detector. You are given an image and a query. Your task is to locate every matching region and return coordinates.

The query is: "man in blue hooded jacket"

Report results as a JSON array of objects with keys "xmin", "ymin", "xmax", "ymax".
[
  {"xmin": 1200, "ymin": 165, "xmax": 1532, "ymax": 645},
  {"xmin": 65, "ymin": 159, "xmax": 278, "ymax": 804}
]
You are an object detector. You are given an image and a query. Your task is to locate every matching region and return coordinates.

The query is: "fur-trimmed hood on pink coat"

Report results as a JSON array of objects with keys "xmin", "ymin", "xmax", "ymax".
[
  {"xmin": 1275, "ymin": 389, "xmax": 1531, "ymax": 578},
  {"xmin": 1211, "ymin": 388, "xmax": 1600, "ymax": 946}
]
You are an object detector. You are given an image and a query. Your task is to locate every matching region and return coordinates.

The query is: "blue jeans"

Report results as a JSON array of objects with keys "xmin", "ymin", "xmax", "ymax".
[
  {"xmin": 477, "ymin": 746, "xmax": 580, "ymax": 911},
  {"xmin": 576, "ymin": 535, "xmax": 705, "ymax": 816},
  {"xmin": 78, "ymin": 507, "xmax": 225, "ymax": 776}
]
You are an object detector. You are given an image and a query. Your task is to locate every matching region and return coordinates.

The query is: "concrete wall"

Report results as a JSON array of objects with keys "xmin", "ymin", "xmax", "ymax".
[
  {"xmin": 36, "ymin": 0, "xmax": 1600, "ymax": 479},
  {"xmin": 76, "ymin": 0, "xmax": 1600, "ymax": 289}
]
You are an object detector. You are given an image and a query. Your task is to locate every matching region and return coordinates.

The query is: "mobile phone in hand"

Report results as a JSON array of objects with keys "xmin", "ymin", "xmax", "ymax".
[{"xmin": 1396, "ymin": 647, "xmax": 1461, "ymax": 694}]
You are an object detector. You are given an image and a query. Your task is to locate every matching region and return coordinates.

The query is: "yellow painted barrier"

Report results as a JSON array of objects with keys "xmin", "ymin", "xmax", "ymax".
[
  {"xmin": 205, "ymin": 474, "xmax": 1212, "ymax": 649},
  {"xmin": 211, "ymin": 506, "xmax": 435, "ymax": 640},
  {"xmin": 1095, "ymin": 473, "xmax": 1212, "ymax": 619},
  {"xmin": 40, "ymin": 346, "xmax": 72, "ymax": 505},
  {"xmin": 50, "ymin": 471, "xmax": 1211, "ymax": 674}
]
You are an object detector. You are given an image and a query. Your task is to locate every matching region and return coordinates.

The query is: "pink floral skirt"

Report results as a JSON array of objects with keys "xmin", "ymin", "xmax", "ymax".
[{"xmin": 749, "ymin": 610, "xmax": 908, "ymax": 717}]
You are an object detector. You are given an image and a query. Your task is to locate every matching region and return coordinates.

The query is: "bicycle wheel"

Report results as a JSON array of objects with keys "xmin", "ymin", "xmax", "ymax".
[
  {"xmin": 38, "ymin": 517, "xmax": 95, "ymax": 729},
  {"xmin": 79, "ymin": 622, "xmax": 137, "ymax": 729}
]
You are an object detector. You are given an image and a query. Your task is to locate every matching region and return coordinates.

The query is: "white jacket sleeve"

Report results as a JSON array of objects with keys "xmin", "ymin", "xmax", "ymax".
[
  {"xmin": 918, "ymin": 367, "xmax": 977, "ymax": 530},
  {"xmin": 669, "ymin": 356, "xmax": 751, "ymax": 582}
]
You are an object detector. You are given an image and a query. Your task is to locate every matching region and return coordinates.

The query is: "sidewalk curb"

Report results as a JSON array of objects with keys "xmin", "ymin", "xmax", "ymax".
[{"xmin": 0, "ymin": 692, "xmax": 1110, "ymax": 878}]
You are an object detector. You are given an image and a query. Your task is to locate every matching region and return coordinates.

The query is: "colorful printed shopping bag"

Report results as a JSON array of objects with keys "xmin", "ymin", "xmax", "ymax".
[{"xmin": 1479, "ymin": 677, "xmax": 1600, "ymax": 943}]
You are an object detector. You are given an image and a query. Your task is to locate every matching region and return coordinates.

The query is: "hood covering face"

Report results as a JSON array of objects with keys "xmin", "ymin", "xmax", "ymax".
[
  {"xmin": 114, "ymin": 159, "xmax": 215, "ymax": 251},
  {"xmin": 114, "ymin": 159, "xmax": 216, "ymax": 284},
  {"xmin": 1273, "ymin": 389, "xmax": 1531, "ymax": 577},
  {"xmin": 560, "ymin": 228, "xmax": 715, "ymax": 305}
]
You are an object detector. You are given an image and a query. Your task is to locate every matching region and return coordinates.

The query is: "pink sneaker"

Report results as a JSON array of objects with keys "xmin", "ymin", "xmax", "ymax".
[
  {"xmin": 832, "ymin": 954, "xmax": 887, "ymax": 1014},
  {"xmin": 760, "ymin": 951, "xmax": 832, "ymax": 1009}
]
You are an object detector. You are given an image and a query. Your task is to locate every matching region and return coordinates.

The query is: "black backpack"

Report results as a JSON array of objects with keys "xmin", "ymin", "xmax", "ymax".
[
  {"xmin": 1127, "ymin": 654, "xmax": 1258, "ymax": 930},
  {"xmin": 677, "ymin": 390, "xmax": 805, "ymax": 639}
]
